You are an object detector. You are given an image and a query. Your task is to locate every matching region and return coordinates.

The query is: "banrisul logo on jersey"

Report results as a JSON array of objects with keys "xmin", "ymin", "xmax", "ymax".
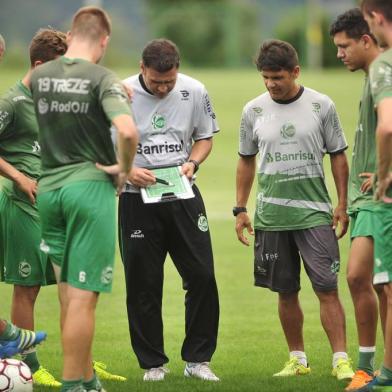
[
  {"xmin": 280, "ymin": 122, "xmax": 296, "ymax": 139},
  {"xmin": 151, "ymin": 113, "xmax": 166, "ymax": 131}
]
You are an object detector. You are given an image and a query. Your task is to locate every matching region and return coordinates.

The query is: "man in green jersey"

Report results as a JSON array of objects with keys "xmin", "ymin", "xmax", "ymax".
[
  {"xmin": 356, "ymin": 1, "xmax": 392, "ymax": 391},
  {"xmin": 330, "ymin": 9, "xmax": 386, "ymax": 391},
  {"xmin": 235, "ymin": 39, "xmax": 354, "ymax": 380},
  {"xmin": 0, "ymin": 28, "xmax": 67, "ymax": 387},
  {"xmin": 30, "ymin": 7, "xmax": 138, "ymax": 392}
]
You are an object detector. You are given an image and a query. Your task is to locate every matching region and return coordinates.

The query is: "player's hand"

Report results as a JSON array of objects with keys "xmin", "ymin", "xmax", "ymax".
[
  {"xmin": 128, "ymin": 167, "xmax": 156, "ymax": 187},
  {"xmin": 359, "ymin": 172, "xmax": 374, "ymax": 193},
  {"xmin": 15, "ymin": 173, "xmax": 37, "ymax": 204},
  {"xmin": 375, "ymin": 173, "xmax": 392, "ymax": 203},
  {"xmin": 181, "ymin": 161, "xmax": 196, "ymax": 180},
  {"xmin": 235, "ymin": 212, "xmax": 254, "ymax": 246},
  {"xmin": 122, "ymin": 83, "xmax": 133, "ymax": 101},
  {"xmin": 332, "ymin": 205, "xmax": 349, "ymax": 239},
  {"xmin": 95, "ymin": 163, "xmax": 129, "ymax": 195}
]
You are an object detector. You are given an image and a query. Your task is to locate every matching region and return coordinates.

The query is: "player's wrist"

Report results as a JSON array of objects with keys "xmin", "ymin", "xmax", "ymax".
[{"xmin": 188, "ymin": 159, "xmax": 200, "ymax": 173}]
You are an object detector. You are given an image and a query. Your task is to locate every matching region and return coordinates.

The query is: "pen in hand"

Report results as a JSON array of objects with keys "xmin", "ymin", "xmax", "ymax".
[{"xmin": 155, "ymin": 177, "xmax": 174, "ymax": 186}]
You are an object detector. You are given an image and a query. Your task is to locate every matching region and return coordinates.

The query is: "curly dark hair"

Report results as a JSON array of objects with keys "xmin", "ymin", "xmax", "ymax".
[{"xmin": 29, "ymin": 28, "xmax": 67, "ymax": 66}]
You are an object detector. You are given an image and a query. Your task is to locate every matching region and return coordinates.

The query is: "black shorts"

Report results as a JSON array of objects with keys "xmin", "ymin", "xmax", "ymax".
[{"xmin": 254, "ymin": 225, "xmax": 340, "ymax": 293}]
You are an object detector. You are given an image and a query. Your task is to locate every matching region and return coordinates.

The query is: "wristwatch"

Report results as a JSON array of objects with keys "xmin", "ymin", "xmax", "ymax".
[{"xmin": 232, "ymin": 206, "xmax": 247, "ymax": 216}]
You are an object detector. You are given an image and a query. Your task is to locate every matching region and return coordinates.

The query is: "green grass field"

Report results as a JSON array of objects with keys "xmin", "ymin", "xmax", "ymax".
[{"xmin": 0, "ymin": 67, "xmax": 384, "ymax": 392}]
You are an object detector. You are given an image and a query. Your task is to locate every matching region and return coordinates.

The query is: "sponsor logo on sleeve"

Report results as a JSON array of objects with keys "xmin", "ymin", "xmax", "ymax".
[
  {"xmin": 0, "ymin": 110, "xmax": 10, "ymax": 130},
  {"xmin": 203, "ymin": 94, "xmax": 216, "ymax": 119}
]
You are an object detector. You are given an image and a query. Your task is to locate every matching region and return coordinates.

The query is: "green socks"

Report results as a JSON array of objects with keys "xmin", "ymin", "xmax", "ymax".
[
  {"xmin": 358, "ymin": 347, "xmax": 375, "ymax": 375},
  {"xmin": 60, "ymin": 379, "xmax": 84, "ymax": 392},
  {"xmin": 378, "ymin": 365, "xmax": 392, "ymax": 383},
  {"xmin": 21, "ymin": 350, "xmax": 40, "ymax": 373},
  {"xmin": 0, "ymin": 322, "xmax": 19, "ymax": 340},
  {"xmin": 83, "ymin": 374, "xmax": 102, "ymax": 391}
]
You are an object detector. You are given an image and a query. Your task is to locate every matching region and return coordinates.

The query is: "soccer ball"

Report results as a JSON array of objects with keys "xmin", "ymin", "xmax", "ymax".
[{"xmin": 0, "ymin": 359, "xmax": 32, "ymax": 392}]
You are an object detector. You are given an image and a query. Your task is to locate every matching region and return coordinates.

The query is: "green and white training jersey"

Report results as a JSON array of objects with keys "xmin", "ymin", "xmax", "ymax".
[
  {"xmin": 369, "ymin": 48, "xmax": 392, "ymax": 200},
  {"xmin": 122, "ymin": 73, "xmax": 219, "ymax": 193},
  {"xmin": 239, "ymin": 86, "xmax": 347, "ymax": 230},
  {"xmin": 30, "ymin": 56, "xmax": 132, "ymax": 193},
  {"xmin": 0, "ymin": 81, "xmax": 40, "ymax": 215},
  {"xmin": 348, "ymin": 77, "xmax": 377, "ymax": 214}
]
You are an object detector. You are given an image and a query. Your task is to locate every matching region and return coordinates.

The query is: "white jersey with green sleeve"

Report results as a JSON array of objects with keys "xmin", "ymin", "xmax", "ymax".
[
  {"xmin": 239, "ymin": 86, "xmax": 348, "ymax": 230},
  {"xmin": 122, "ymin": 73, "xmax": 219, "ymax": 193}
]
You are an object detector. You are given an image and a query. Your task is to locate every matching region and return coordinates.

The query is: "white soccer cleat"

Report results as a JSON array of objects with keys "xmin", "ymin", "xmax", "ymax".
[
  {"xmin": 184, "ymin": 362, "xmax": 220, "ymax": 381},
  {"xmin": 143, "ymin": 366, "xmax": 169, "ymax": 381}
]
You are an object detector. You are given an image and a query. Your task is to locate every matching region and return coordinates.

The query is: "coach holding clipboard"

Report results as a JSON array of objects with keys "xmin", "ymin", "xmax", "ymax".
[{"xmin": 118, "ymin": 38, "xmax": 220, "ymax": 382}]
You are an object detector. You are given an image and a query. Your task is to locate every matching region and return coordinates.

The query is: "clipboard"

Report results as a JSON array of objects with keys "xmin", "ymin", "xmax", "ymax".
[{"xmin": 140, "ymin": 165, "xmax": 195, "ymax": 203}]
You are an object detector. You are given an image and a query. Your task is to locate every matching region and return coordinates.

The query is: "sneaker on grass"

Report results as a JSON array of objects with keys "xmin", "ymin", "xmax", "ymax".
[
  {"xmin": 355, "ymin": 376, "xmax": 392, "ymax": 392},
  {"xmin": 143, "ymin": 366, "xmax": 169, "ymax": 381},
  {"xmin": 0, "ymin": 328, "xmax": 46, "ymax": 359},
  {"xmin": 93, "ymin": 361, "xmax": 126, "ymax": 381},
  {"xmin": 184, "ymin": 362, "xmax": 219, "ymax": 381},
  {"xmin": 345, "ymin": 370, "xmax": 374, "ymax": 391},
  {"xmin": 332, "ymin": 358, "xmax": 355, "ymax": 381},
  {"xmin": 33, "ymin": 366, "xmax": 61, "ymax": 387},
  {"xmin": 273, "ymin": 357, "xmax": 311, "ymax": 377}
]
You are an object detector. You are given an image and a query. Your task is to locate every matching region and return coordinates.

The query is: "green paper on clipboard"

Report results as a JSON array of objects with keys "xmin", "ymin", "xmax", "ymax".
[{"xmin": 141, "ymin": 166, "xmax": 195, "ymax": 203}]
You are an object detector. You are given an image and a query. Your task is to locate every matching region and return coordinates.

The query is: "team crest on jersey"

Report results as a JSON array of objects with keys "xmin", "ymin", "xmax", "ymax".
[
  {"xmin": 197, "ymin": 214, "xmax": 209, "ymax": 232},
  {"xmin": 312, "ymin": 102, "xmax": 321, "ymax": 113},
  {"xmin": 32, "ymin": 141, "xmax": 41, "ymax": 153},
  {"xmin": 280, "ymin": 122, "xmax": 296, "ymax": 139},
  {"xmin": 101, "ymin": 267, "xmax": 113, "ymax": 285},
  {"xmin": 151, "ymin": 113, "xmax": 166, "ymax": 131},
  {"xmin": 331, "ymin": 260, "xmax": 340, "ymax": 274},
  {"xmin": 19, "ymin": 261, "xmax": 31, "ymax": 278}
]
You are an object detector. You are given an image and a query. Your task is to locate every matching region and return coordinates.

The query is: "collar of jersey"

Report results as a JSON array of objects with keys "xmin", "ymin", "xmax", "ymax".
[
  {"xmin": 17, "ymin": 80, "xmax": 32, "ymax": 98},
  {"xmin": 272, "ymin": 85, "xmax": 304, "ymax": 105}
]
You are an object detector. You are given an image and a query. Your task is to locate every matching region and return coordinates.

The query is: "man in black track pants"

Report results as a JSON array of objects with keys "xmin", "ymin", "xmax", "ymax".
[{"xmin": 119, "ymin": 38, "xmax": 220, "ymax": 382}]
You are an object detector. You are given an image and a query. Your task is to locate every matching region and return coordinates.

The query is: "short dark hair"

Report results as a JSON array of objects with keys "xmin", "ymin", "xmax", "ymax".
[
  {"xmin": 71, "ymin": 6, "xmax": 111, "ymax": 40},
  {"xmin": 361, "ymin": 0, "xmax": 392, "ymax": 22},
  {"xmin": 329, "ymin": 8, "xmax": 377, "ymax": 43},
  {"xmin": 142, "ymin": 39, "xmax": 180, "ymax": 72},
  {"xmin": 255, "ymin": 39, "xmax": 299, "ymax": 72},
  {"xmin": 29, "ymin": 28, "xmax": 67, "ymax": 66}
]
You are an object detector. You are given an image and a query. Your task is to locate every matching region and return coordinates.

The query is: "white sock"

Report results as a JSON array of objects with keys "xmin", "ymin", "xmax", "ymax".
[
  {"xmin": 290, "ymin": 351, "xmax": 307, "ymax": 367},
  {"xmin": 333, "ymin": 352, "xmax": 348, "ymax": 368},
  {"xmin": 359, "ymin": 346, "xmax": 376, "ymax": 353}
]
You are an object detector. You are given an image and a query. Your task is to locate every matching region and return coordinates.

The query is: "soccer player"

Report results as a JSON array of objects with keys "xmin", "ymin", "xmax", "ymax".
[
  {"xmin": 30, "ymin": 7, "xmax": 138, "ymax": 392},
  {"xmin": 0, "ymin": 319, "xmax": 46, "ymax": 359},
  {"xmin": 235, "ymin": 39, "xmax": 354, "ymax": 380},
  {"xmin": 356, "ymin": 1, "xmax": 392, "ymax": 391},
  {"xmin": 118, "ymin": 38, "xmax": 220, "ymax": 382},
  {"xmin": 330, "ymin": 9, "xmax": 386, "ymax": 390},
  {"xmin": 0, "ymin": 34, "xmax": 5, "ymax": 62},
  {"xmin": 0, "ymin": 28, "xmax": 67, "ymax": 387}
]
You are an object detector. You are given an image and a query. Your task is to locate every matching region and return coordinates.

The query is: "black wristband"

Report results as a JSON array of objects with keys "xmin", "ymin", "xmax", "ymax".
[{"xmin": 188, "ymin": 159, "xmax": 200, "ymax": 173}]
